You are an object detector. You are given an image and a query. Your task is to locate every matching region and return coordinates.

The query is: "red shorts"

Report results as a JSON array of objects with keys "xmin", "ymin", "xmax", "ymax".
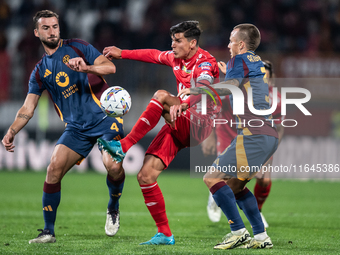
[{"xmin": 146, "ymin": 108, "xmax": 212, "ymax": 168}]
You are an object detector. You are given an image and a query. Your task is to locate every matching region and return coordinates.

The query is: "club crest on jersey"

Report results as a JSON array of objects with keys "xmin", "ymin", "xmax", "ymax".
[
  {"xmin": 182, "ymin": 65, "xmax": 191, "ymax": 74},
  {"xmin": 62, "ymin": 55, "xmax": 70, "ymax": 64},
  {"xmin": 56, "ymin": 72, "xmax": 70, "ymax": 87}
]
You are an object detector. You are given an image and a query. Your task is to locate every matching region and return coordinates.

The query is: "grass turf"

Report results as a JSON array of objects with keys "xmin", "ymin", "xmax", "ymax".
[{"xmin": 0, "ymin": 170, "xmax": 339, "ymax": 254}]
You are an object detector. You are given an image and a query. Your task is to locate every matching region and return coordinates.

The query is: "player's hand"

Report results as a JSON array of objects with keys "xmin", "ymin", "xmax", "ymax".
[
  {"xmin": 218, "ymin": 61, "xmax": 227, "ymax": 75},
  {"xmin": 103, "ymin": 46, "xmax": 122, "ymax": 60},
  {"xmin": 201, "ymin": 132, "xmax": 216, "ymax": 156},
  {"xmin": 170, "ymin": 103, "xmax": 188, "ymax": 122},
  {"xmin": 66, "ymin": 57, "xmax": 89, "ymax": 73},
  {"xmin": 2, "ymin": 130, "xmax": 15, "ymax": 152}
]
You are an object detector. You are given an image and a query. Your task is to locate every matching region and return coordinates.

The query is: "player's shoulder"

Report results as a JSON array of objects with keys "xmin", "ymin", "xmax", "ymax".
[
  {"xmin": 32, "ymin": 57, "xmax": 45, "ymax": 74},
  {"xmin": 197, "ymin": 48, "xmax": 217, "ymax": 62},
  {"xmin": 228, "ymin": 52, "xmax": 262, "ymax": 69},
  {"xmin": 62, "ymin": 38, "xmax": 90, "ymax": 47}
]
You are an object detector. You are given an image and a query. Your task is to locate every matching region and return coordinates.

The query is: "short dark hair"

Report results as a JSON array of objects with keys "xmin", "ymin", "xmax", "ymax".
[
  {"xmin": 170, "ymin": 20, "xmax": 202, "ymax": 45},
  {"xmin": 262, "ymin": 60, "xmax": 274, "ymax": 78},
  {"xmin": 33, "ymin": 10, "xmax": 59, "ymax": 29},
  {"xmin": 233, "ymin": 24, "xmax": 261, "ymax": 51}
]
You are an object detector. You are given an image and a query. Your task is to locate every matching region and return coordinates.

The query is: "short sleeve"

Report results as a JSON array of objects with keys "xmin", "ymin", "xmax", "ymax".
[
  {"xmin": 82, "ymin": 43, "xmax": 101, "ymax": 65},
  {"xmin": 28, "ymin": 66, "xmax": 45, "ymax": 96}
]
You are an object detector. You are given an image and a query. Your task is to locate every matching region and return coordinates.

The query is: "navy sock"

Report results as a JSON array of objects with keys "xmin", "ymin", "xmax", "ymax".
[
  {"xmin": 236, "ymin": 188, "xmax": 265, "ymax": 235},
  {"xmin": 107, "ymin": 173, "xmax": 125, "ymax": 211},
  {"xmin": 42, "ymin": 182, "xmax": 61, "ymax": 235},
  {"xmin": 210, "ymin": 182, "xmax": 245, "ymax": 231}
]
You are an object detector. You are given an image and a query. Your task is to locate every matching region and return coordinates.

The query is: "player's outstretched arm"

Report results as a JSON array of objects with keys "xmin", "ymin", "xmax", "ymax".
[
  {"xmin": 178, "ymin": 79, "xmax": 239, "ymax": 98},
  {"xmin": 2, "ymin": 93, "xmax": 40, "ymax": 152},
  {"xmin": 66, "ymin": 55, "xmax": 116, "ymax": 76},
  {"xmin": 103, "ymin": 46, "xmax": 122, "ymax": 60}
]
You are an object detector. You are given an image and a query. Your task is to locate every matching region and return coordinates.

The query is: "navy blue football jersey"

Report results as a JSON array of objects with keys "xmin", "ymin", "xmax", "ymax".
[
  {"xmin": 225, "ymin": 51, "xmax": 278, "ymax": 138},
  {"xmin": 28, "ymin": 39, "xmax": 109, "ymax": 130}
]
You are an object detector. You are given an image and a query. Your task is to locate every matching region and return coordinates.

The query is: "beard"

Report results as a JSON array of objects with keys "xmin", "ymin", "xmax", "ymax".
[{"xmin": 41, "ymin": 37, "xmax": 60, "ymax": 49}]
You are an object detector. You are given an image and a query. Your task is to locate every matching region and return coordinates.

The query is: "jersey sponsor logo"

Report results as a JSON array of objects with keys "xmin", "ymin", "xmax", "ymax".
[
  {"xmin": 56, "ymin": 72, "xmax": 70, "ymax": 87},
  {"xmin": 199, "ymin": 62, "xmax": 212, "ymax": 71},
  {"xmin": 62, "ymin": 84, "xmax": 78, "ymax": 98},
  {"xmin": 44, "ymin": 69, "xmax": 52, "ymax": 78},
  {"xmin": 198, "ymin": 62, "xmax": 212, "ymax": 68},
  {"xmin": 174, "ymin": 66, "xmax": 180, "ymax": 70},
  {"xmin": 62, "ymin": 54, "xmax": 70, "ymax": 64}
]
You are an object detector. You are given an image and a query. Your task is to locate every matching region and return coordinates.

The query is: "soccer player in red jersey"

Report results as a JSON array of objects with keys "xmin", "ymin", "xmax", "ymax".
[{"xmin": 98, "ymin": 21, "xmax": 219, "ymax": 245}]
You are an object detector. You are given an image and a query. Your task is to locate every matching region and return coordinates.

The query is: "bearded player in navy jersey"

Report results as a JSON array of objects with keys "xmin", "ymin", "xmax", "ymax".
[
  {"xmin": 1, "ymin": 10, "xmax": 125, "ymax": 243},
  {"xmin": 175, "ymin": 24, "xmax": 278, "ymax": 249}
]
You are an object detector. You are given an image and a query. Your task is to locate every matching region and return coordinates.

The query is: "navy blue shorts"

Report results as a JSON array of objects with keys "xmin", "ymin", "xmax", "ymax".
[
  {"xmin": 211, "ymin": 131, "xmax": 278, "ymax": 181},
  {"xmin": 56, "ymin": 117, "xmax": 124, "ymax": 158}
]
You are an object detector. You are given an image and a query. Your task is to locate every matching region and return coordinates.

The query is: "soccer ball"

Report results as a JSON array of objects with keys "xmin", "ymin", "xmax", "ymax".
[{"xmin": 100, "ymin": 86, "xmax": 132, "ymax": 117}]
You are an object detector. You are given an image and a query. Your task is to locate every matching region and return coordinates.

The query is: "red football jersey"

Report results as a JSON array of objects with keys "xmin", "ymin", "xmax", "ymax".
[
  {"xmin": 122, "ymin": 48, "xmax": 220, "ymax": 112},
  {"xmin": 122, "ymin": 48, "xmax": 219, "ymax": 93}
]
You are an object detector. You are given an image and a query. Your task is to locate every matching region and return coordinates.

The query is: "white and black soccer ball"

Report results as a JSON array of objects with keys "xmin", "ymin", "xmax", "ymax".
[{"xmin": 100, "ymin": 86, "xmax": 132, "ymax": 117}]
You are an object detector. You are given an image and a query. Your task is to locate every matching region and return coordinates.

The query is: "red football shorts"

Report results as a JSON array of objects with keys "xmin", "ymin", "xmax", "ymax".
[{"xmin": 146, "ymin": 108, "xmax": 212, "ymax": 168}]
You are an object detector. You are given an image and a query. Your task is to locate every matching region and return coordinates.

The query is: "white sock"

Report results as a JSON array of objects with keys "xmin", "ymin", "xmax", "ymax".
[
  {"xmin": 232, "ymin": 228, "xmax": 246, "ymax": 236},
  {"xmin": 254, "ymin": 231, "xmax": 269, "ymax": 241}
]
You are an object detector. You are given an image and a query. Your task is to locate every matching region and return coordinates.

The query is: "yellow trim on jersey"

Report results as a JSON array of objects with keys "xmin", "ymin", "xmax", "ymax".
[
  {"xmin": 236, "ymin": 115, "xmax": 242, "ymax": 129},
  {"xmin": 88, "ymin": 83, "xmax": 101, "ymax": 108},
  {"xmin": 60, "ymin": 39, "xmax": 63, "ymax": 47},
  {"xmin": 247, "ymin": 51, "xmax": 255, "ymax": 55},
  {"xmin": 243, "ymin": 81, "xmax": 254, "ymax": 109},
  {"xmin": 54, "ymin": 103, "xmax": 63, "ymax": 122},
  {"xmin": 243, "ymin": 128, "xmax": 252, "ymax": 136},
  {"xmin": 236, "ymin": 135, "xmax": 249, "ymax": 180}
]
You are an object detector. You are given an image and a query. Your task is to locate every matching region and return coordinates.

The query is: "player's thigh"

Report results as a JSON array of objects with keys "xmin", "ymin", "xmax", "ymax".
[
  {"xmin": 137, "ymin": 155, "xmax": 165, "ymax": 184},
  {"xmin": 146, "ymin": 124, "xmax": 185, "ymax": 169},
  {"xmin": 47, "ymin": 144, "xmax": 83, "ymax": 182}
]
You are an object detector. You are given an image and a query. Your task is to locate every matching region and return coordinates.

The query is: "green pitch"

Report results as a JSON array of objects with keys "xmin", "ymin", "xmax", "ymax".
[{"xmin": 0, "ymin": 171, "xmax": 339, "ymax": 254}]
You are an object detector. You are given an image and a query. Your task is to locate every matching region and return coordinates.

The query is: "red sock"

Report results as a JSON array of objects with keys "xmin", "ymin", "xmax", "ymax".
[
  {"xmin": 120, "ymin": 99, "xmax": 163, "ymax": 152},
  {"xmin": 254, "ymin": 181, "xmax": 272, "ymax": 211},
  {"xmin": 140, "ymin": 182, "xmax": 172, "ymax": 237}
]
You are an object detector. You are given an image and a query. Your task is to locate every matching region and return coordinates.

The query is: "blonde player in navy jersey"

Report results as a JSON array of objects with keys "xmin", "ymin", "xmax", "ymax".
[
  {"xmin": 1, "ymin": 10, "xmax": 125, "ymax": 243},
  {"xmin": 174, "ymin": 24, "xmax": 278, "ymax": 249}
]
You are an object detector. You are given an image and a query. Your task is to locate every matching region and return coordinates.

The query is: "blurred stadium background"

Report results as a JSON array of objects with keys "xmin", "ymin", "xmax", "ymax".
[{"xmin": 0, "ymin": 0, "xmax": 339, "ymax": 177}]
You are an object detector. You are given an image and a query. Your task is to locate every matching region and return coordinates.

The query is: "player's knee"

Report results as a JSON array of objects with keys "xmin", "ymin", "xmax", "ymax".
[
  {"xmin": 257, "ymin": 178, "xmax": 271, "ymax": 187},
  {"xmin": 106, "ymin": 163, "xmax": 123, "ymax": 177},
  {"xmin": 46, "ymin": 163, "xmax": 63, "ymax": 183},
  {"xmin": 137, "ymin": 169, "xmax": 156, "ymax": 185},
  {"xmin": 152, "ymin": 90, "xmax": 169, "ymax": 104},
  {"xmin": 203, "ymin": 175, "xmax": 217, "ymax": 189},
  {"xmin": 227, "ymin": 178, "xmax": 246, "ymax": 194}
]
